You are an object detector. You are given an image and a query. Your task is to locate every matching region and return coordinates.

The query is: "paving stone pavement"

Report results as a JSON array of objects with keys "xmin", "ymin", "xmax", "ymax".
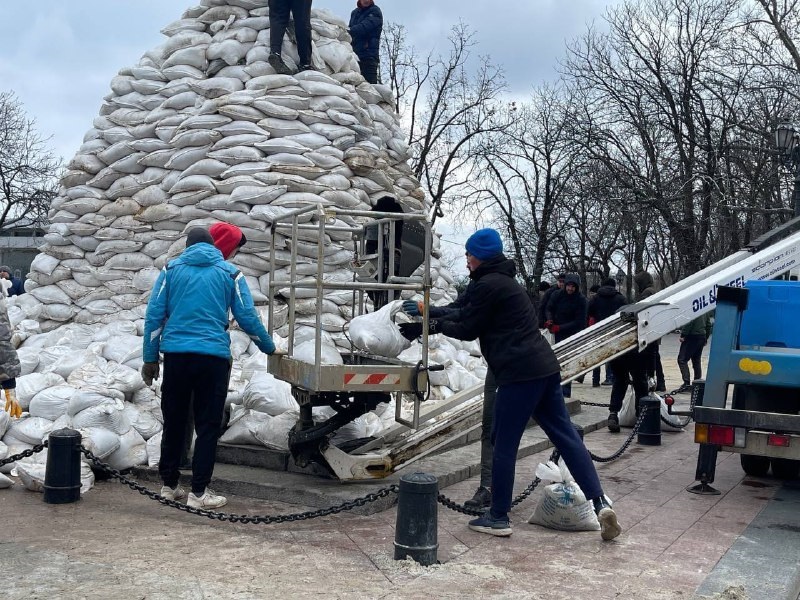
[{"xmin": 2, "ymin": 334, "xmax": 797, "ymax": 599}]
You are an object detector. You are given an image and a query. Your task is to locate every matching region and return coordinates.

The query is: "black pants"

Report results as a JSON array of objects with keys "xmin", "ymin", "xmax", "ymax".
[
  {"xmin": 592, "ymin": 364, "xmax": 612, "ymax": 385},
  {"xmin": 677, "ymin": 335, "xmax": 705, "ymax": 384},
  {"xmin": 159, "ymin": 353, "xmax": 230, "ymax": 495},
  {"xmin": 358, "ymin": 57, "xmax": 380, "ymax": 84},
  {"xmin": 480, "ymin": 368, "xmax": 496, "ymax": 488},
  {"xmin": 269, "ymin": 0, "xmax": 312, "ymax": 64},
  {"xmin": 609, "ymin": 350, "xmax": 650, "ymax": 414}
]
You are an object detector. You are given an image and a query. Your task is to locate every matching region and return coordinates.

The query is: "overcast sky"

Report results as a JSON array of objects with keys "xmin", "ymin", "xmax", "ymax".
[{"xmin": 0, "ymin": 1, "xmax": 618, "ymax": 252}]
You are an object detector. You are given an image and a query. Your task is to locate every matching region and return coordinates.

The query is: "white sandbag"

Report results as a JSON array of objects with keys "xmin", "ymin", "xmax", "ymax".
[
  {"xmin": 251, "ymin": 411, "xmax": 297, "ymax": 451},
  {"xmin": 348, "ymin": 301, "xmax": 411, "ymax": 358},
  {"xmin": 105, "ymin": 428, "xmax": 147, "ymax": 471},
  {"xmin": 527, "ymin": 460, "xmax": 601, "ymax": 532},
  {"xmin": 72, "ymin": 400, "xmax": 131, "ymax": 435},
  {"xmin": 0, "ymin": 411, "xmax": 9, "ymax": 439},
  {"xmin": 218, "ymin": 405, "xmax": 271, "ymax": 445},
  {"xmin": 0, "ymin": 472, "xmax": 12, "ymax": 488},
  {"xmin": 101, "ymin": 334, "xmax": 143, "ymax": 364},
  {"xmin": 28, "ymin": 385, "xmax": 76, "ymax": 421},
  {"xmin": 122, "ymin": 403, "xmax": 162, "ymax": 440},
  {"xmin": 146, "ymin": 430, "xmax": 162, "ymax": 467},
  {"xmin": 16, "ymin": 372, "xmax": 66, "ymax": 407},
  {"xmin": 79, "ymin": 426, "xmax": 121, "ymax": 460},
  {"xmin": 48, "ymin": 348, "xmax": 106, "ymax": 381},
  {"xmin": 16, "ymin": 455, "xmax": 95, "ymax": 494},
  {"xmin": 8, "ymin": 416, "xmax": 54, "ymax": 445},
  {"xmin": 68, "ymin": 389, "xmax": 120, "ymax": 416},
  {"xmin": 241, "ymin": 371, "xmax": 298, "ymax": 416},
  {"xmin": 293, "ymin": 338, "xmax": 343, "ymax": 365},
  {"xmin": 15, "ymin": 347, "xmax": 40, "ymax": 376}
]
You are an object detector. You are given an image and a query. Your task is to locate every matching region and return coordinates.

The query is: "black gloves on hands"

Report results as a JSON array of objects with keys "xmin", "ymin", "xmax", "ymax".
[
  {"xmin": 141, "ymin": 362, "xmax": 160, "ymax": 386},
  {"xmin": 398, "ymin": 320, "xmax": 439, "ymax": 341}
]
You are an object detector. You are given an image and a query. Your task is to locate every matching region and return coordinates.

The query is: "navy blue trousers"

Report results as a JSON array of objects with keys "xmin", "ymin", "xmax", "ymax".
[{"xmin": 490, "ymin": 373, "xmax": 603, "ymax": 517}]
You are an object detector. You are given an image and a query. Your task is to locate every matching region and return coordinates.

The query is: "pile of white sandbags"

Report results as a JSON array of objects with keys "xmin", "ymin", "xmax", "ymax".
[{"xmin": 1, "ymin": 0, "xmax": 485, "ymax": 475}]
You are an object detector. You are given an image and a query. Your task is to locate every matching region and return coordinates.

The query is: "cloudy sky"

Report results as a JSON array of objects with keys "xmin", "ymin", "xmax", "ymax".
[{"xmin": 0, "ymin": 1, "xmax": 618, "ymax": 252}]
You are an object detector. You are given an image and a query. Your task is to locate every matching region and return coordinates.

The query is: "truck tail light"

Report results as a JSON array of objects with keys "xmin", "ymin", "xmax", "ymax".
[
  {"xmin": 768, "ymin": 434, "xmax": 791, "ymax": 448},
  {"xmin": 695, "ymin": 423, "xmax": 708, "ymax": 444},
  {"xmin": 708, "ymin": 425, "xmax": 735, "ymax": 446}
]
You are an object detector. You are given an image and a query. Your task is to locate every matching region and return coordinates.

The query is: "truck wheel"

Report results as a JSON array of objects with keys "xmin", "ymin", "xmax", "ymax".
[
  {"xmin": 740, "ymin": 454, "xmax": 770, "ymax": 477},
  {"xmin": 770, "ymin": 458, "xmax": 800, "ymax": 480}
]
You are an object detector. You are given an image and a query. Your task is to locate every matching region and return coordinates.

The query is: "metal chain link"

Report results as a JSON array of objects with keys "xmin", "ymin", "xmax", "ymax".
[
  {"xmin": 80, "ymin": 446, "xmax": 398, "ymax": 524},
  {"xmin": 588, "ymin": 405, "xmax": 649, "ymax": 463},
  {"xmin": 437, "ymin": 449, "xmax": 560, "ymax": 515},
  {"xmin": 0, "ymin": 441, "xmax": 48, "ymax": 467},
  {"xmin": 580, "ymin": 401, "xmax": 611, "ymax": 408}
]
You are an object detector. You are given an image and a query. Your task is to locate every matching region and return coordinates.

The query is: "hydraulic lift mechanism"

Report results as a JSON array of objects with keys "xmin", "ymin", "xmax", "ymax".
[{"xmin": 268, "ymin": 208, "xmax": 800, "ymax": 480}]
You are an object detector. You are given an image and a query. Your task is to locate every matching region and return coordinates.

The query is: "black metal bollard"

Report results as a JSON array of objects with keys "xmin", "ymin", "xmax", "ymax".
[
  {"xmin": 394, "ymin": 472, "xmax": 438, "ymax": 566},
  {"xmin": 637, "ymin": 395, "xmax": 662, "ymax": 446},
  {"xmin": 44, "ymin": 428, "xmax": 82, "ymax": 504}
]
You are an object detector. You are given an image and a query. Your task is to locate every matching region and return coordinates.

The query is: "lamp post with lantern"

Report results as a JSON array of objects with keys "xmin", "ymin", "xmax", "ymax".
[{"xmin": 775, "ymin": 123, "xmax": 800, "ymax": 217}]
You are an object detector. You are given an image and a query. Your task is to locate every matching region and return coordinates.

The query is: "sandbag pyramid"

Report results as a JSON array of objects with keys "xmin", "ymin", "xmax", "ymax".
[{"xmin": 0, "ymin": 1, "xmax": 486, "ymax": 479}]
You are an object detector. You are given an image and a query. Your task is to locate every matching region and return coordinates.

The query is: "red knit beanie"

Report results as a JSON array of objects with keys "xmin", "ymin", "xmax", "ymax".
[{"xmin": 209, "ymin": 223, "xmax": 245, "ymax": 259}]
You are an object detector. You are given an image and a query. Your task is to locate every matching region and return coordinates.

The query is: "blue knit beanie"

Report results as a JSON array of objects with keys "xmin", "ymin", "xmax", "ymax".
[{"xmin": 465, "ymin": 228, "xmax": 503, "ymax": 260}]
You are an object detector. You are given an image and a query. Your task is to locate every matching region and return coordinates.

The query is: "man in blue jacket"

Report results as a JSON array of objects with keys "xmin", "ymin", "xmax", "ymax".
[
  {"xmin": 349, "ymin": 0, "xmax": 383, "ymax": 84},
  {"xmin": 398, "ymin": 229, "xmax": 621, "ymax": 541},
  {"xmin": 142, "ymin": 226, "xmax": 278, "ymax": 510}
]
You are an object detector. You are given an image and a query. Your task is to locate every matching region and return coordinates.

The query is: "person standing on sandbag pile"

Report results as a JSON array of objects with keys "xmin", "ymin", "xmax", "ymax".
[
  {"xmin": 396, "ymin": 229, "xmax": 621, "ymax": 541},
  {"xmin": 268, "ymin": 0, "xmax": 313, "ymax": 75},
  {"xmin": 0, "ymin": 278, "xmax": 22, "ymax": 419},
  {"xmin": 348, "ymin": 0, "xmax": 383, "ymax": 84},
  {"xmin": 142, "ymin": 226, "xmax": 279, "ymax": 510}
]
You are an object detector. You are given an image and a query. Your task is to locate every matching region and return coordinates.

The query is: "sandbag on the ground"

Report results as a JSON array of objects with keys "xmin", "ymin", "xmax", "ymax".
[{"xmin": 528, "ymin": 460, "xmax": 600, "ymax": 532}]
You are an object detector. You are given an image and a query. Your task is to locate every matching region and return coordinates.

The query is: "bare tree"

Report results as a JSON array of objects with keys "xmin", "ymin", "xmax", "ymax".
[
  {"xmin": 382, "ymin": 22, "xmax": 510, "ymax": 225},
  {"xmin": 0, "ymin": 91, "xmax": 60, "ymax": 230}
]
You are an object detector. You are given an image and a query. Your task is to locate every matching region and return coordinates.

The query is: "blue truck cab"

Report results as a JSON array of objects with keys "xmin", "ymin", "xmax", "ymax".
[{"xmin": 691, "ymin": 281, "xmax": 800, "ymax": 489}]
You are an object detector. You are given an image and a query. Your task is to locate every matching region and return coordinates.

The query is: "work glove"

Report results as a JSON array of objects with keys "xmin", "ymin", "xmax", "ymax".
[
  {"xmin": 588, "ymin": 317, "xmax": 596, "ymax": 326},
  {"xmin": 399, "ymin": 320, "xmax": 440, "ymax": 341},
  {"xmin": 543, "ymin": 320, "xmax": 553, "ymax": 330},
  {"xmin": 402, "ymin": 299, "xmax": 423, "ymax": 317},
  {"xmin": 141, "ymin": 362, "xmax": 160, "ymax": 386},
  {"xmin": 399, "ymin": 322, "xmax": 423, "ymax": 341},
  {"xmin": 3, "ymin": 388, "xmax": 21, "ymax": 419},
  {"xmin": 548, "ymin": 323, "xmax": 560, "ymax": 334}
]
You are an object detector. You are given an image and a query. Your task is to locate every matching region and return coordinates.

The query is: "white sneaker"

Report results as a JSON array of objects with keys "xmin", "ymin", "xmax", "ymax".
[
  {"xmin": 160, "ymin": 485, "xmax": 186, "ymax": 501},
  {"xmin": 187, "ymin": 488, "xmax": 227, "ymax": 509}
]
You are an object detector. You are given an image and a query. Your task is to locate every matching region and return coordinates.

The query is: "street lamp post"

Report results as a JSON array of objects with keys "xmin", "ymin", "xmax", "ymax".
[{"xmin": 775, "ymin": 123, "xmax": 800, "ymax": 217}]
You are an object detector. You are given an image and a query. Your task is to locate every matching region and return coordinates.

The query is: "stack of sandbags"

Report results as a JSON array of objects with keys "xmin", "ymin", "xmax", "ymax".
[{"xmin": 1, "ymin": 0, "xmax": 475, "ymax": 465}]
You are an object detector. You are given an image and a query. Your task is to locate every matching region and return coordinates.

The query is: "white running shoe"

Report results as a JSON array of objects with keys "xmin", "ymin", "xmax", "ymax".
[
  {"xmin": 160, "ymin": 485, "xmax": 186, "ymax": 501},
  {"xmin": 187, "ymin": 488, "xmax": 228, "ymax": 509},
  {"xmin": 598, "ymin": 507, "xmax": 622, "ymax": 541}
]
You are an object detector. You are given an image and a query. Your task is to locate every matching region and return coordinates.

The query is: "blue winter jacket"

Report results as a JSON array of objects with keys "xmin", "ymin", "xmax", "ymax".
[
  {"xmin": 142, "ymin": 242, "xmax": 275, "ymax": 362},
  {"xmin": 349, "ymin": 3, "xmax": 383, "ymax": 61}
]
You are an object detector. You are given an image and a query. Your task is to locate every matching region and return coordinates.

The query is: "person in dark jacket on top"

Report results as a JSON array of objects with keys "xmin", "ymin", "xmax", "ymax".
[
  {"xmin": 349, "ymin": 0, "xmax": 383, "ymax": 84},
  {"xmin": 543, "ymin": 273, "xmax": 587, "ymax": 398},
  {"xmin": 397, "ymin": 229, "xmax": 621, "ymax": 541},
  {"xmin": 588, "ymin": 278, "xmax": 627, "ymax": 386}
]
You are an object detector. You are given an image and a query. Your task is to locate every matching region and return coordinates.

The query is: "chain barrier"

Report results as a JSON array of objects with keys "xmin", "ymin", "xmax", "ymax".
[
  {"xmin": 588, "ymin": 405, "xmax": 650, "ymax": 463},
  {"xmin": 80, "ymin": 446, "xmax": 398, "ymax": 524},
  {"xmin": 580, "ymin": 401, "xmax": 611, "ymax": 408},
  {"xmin": 0, "ymin": 441, "xmax": 48, "ymax": 467},
  {"xmin": 437, "ymin": 449, "xmax": 560, "ymax": 515}
]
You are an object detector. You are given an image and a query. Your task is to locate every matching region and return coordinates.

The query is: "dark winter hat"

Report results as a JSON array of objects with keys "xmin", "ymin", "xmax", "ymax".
[
  {"xmin": 0, "ymin": 266, "xmax": 10, "ymax": 275},
  {"xmin": 538, "ymin": 281, "xmax": 551, "ymax": 292},
  {"xmin": 210, "ymin": 222, "xmax": 246, "ymax": 259},
  {"xmin": 465, "ymin": 228, "xmax": 503, "ymax": 261},
  {"xmin": 564, "ymin": 273, "xmax": 580, "ymax": 287},
  {"xmin": 602, "ymin": 277, "xmax": 617, "ymax": 288},
  {"xmin": 186, "ymin": 227, "xmax": 214, "ymax": 248}
]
